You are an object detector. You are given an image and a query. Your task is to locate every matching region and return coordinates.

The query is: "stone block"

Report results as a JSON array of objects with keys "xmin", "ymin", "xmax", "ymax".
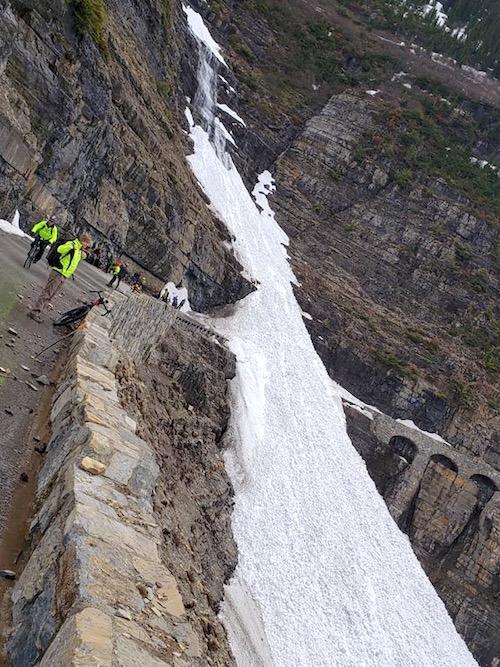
[
  {"xmin": 73, "ymin": 466, "xmax": 130, "ymax": 508},
  {"xmin": 80, "ymin": 456, "xmax": 107, "ymax": 475},
  {"xmin": 170, "ymin": 622, "xmax": 202, "ymax": 658},
  {"xmin": 154, "ymin": 577, "xmax": 185, "ymax": 618},
  {"xmin": 105, "ymin": 450, "xmax": 141, "ymax": 485},
  {"xmin": 38, "ymin": 608, "xmax": 113, "ymax": 666},
  {"xmin": 69, "ymin": 504, "xmax": 159, "ymax": 561},
  {"xmin": 85, "ymin": 429, "xmax": 114, "ymax": 460}
]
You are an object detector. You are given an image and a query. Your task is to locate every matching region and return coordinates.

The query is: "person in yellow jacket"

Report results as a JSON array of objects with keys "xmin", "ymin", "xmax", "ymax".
[
  {"xmin": 29, "ymin": 233, "xmax": 92, "ymax": 322},
  {"xmin": 28, "ymin": 217, "xmax": 58, "ymax": 264},
  {"xmin": 107, "ymin": 259, "xmax": 123, "ymax": 289}
]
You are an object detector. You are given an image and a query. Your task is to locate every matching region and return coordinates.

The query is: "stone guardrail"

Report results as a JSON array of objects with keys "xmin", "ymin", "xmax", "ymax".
[
  {"xmin": 7, "ymin": 311, "xmax": 202, "ymax": 666},
  {"xmin": 108, "ymin": 293, "xmax": 226, "ymax": 360},
  {"xmin": 174, "ymin": 311, "xmax": 227, "ymax": 347},
  {"xmin": 109, "ymin": 293, "xmax": 178, "ymax": 361}
]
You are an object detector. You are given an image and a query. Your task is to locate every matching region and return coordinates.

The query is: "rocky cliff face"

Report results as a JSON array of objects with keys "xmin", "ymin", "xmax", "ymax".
[
  {"xmin": 1, "ymin": 0, "xmax": 499, "ymax": 663},
  {"xmin": 118, "ymin": 320, "xmax": 238, "ymax": 666},
  {"xmin": 274, "ymin": 91, "xmax": 499, "ymax": 462},
  {"xmin": 0, "ymin": 0, "xmax": 250, "ymax": 309}
]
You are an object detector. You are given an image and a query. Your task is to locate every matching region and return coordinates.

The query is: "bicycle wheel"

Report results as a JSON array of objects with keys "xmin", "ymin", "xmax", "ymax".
[
  {"xmin": 53, "ymin": 305, "xmax": 91, "ymax": 327},
  {"xmin": 24, "ymin": 243, "xmax": 38, "ymax": 269}
]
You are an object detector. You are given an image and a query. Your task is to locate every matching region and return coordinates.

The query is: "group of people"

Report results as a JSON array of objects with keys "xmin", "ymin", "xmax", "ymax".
[
  {"xmin": 107, "ymin": 259, "xmax": 144, "ymax": 293},
  {"xmin": 26, "ymin": 216, "xmax": 145, "ymax": 322},
  {"xmin": 27, "ymin": 218, "xmax": 91, "ymax": 322}
]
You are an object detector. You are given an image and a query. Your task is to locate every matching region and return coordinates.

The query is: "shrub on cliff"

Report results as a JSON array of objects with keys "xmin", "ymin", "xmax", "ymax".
[{"xmin": 70, "ymin": 0, "xmax": 107, "ymax": 50}]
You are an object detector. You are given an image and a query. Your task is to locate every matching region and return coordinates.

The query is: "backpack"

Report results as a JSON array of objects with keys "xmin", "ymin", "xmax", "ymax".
[{"xmin": 47, "ymin": 238, "xmax": 75, "ymax": 268}]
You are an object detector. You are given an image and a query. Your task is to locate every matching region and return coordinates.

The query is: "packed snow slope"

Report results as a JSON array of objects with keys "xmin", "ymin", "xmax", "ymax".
[{"xmin": 184, "ymin": 7, "xmax": 476, "ymax": 667}]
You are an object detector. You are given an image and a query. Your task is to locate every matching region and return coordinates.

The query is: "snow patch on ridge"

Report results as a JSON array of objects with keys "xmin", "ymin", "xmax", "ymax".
[{"xmin": 182, "ymin": 5, "xmax": 227, "ymax": 65}]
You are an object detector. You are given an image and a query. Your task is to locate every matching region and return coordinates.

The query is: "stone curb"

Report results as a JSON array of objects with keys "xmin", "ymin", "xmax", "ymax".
[{"xmin": 8, "ymin": 311, "xmax": 202, "ymax": 666}]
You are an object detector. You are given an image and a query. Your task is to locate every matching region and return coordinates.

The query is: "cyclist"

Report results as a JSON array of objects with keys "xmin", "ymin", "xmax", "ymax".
[
  {"xmin": 28, "ymin": 217, "xmax": 58, "ymax": 264},
  {"xmin": 107, "ymin": 259, "xmax": 124, "ymax": 289},
  {"xmin": 29, "ymin": 233, "xmax": 92, "ymax": 322},
  {"xmin": 131, "ymin": 272, "xmax": 144, "ymax": 293}
]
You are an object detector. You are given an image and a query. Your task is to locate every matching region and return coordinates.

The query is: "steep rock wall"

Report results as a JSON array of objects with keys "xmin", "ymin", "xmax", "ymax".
[
  {"xmin": 273, "ymin": 92, "xmax": 499, "ymax": 462},
  {"xmin": 0, "ymin": 0, "xmax": 250, "ymax": 309}
]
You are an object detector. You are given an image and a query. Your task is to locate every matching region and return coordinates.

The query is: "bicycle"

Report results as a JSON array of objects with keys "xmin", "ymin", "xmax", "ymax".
[
  {"xmin": 24, "ymin": 237, "xmax": 46, "ymax": 269},
  {"xmin": 53, "ymin": 290, "xmax": 111, "ymax": 327}
]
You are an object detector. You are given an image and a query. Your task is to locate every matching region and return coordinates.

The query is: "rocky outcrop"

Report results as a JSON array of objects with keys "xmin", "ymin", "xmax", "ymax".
[
  {"xmin": 7, "ymin": 297, "xmax": 237, "ymax": 666},
  {"xmin": 344, "ymin": 404, "xmax": 500, "ymax": 666},
  {"xmin": 0, "ymin": 0, "xmax": 251, "ymax": 309},
  {"xmin": 272, "ymin": 92, "xmax": 499, "ymax": 461}
]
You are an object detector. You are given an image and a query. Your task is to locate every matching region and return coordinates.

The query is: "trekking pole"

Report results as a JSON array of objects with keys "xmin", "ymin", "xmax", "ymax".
[{"xmin": 33, "ymin": 321, "xmax": 88, "ymax": 360}]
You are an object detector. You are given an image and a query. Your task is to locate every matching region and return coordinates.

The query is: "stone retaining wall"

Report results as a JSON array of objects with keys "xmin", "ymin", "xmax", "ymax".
[
  {"xmin": 108, "ymin": 293, "xmax": 225, "ymax": 361},
  {"xmin": 8, "ymin": 311, "xmax": 202, "ymax": 666},
  {"xmin": 109, "ymin": 294, "xmax": 178, "ymax": 361}
]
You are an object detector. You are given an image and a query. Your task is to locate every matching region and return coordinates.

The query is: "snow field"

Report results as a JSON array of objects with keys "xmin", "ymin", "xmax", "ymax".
[{"xmin": 182, "ymin": 6, "xmax": 477, "ymax": 666}]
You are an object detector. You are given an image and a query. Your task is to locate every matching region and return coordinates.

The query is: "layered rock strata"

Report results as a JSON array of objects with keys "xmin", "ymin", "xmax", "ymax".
[
  {"xmin": 0, "ymin": 0, "xmax": 250, "ymax": 309},
  {"xmin": 274, "ymin": 92, "xmax": 499, "ymax": 460}
]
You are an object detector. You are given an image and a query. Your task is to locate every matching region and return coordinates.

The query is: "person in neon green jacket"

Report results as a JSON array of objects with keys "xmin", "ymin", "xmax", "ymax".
[
  {"xmin": 53, "ymin": 238, "xmax": 86, "ymax": 278},
  {"xmin": 29, "ymin": 233, "xmax": 92, "ymax": 322},
  {"xmin": 28, "ymin": 218, "xmax": 58, "ymax": 264}
]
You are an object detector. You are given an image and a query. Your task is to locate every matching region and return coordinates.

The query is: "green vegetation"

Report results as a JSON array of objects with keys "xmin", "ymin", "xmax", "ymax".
[
  {"xmin": 405, "ymin": 330, "xmax": 440, "ymax": 351},
  {"xmin": 161, "ymin": 0, "xmax": 172, "ymax": 27},
  {"xmin": 70, "ymin": 0, "xmax": 107, "ymax": 49},
  {"xmin": 371, "ymin": 349, "xmax": 419, "ymax": 379},
  {"xmin": 392, "ymin": 167, "xmax": 414, "ymax": 187},
  {"xmin": 360, "ymin": 97, "xmax": 500, "ymax": 219},
  {"xmin": 430, "ymin": 221, "xmax": 446, "ymax": 239},
  {"xmin": 157, "ymin": 79, "xmax": 172, "ymax": 99},
  {"xmin": 469, "ymin": 268, "xmax": 489, "ymax": 292},
  {"xmin": 460, "ymin": 307, "xmax": 500, "ymax": 372},
  {"xmin": 450, "ymin": 377, "xmax": 472, "ymax": 406},
  {"xmin": 233, "ymin": 1, "xmax": 398, "ymax": 116},
  {"xmin": 454, "ymin": 240, "xmax": 472, "ymax": 263}
]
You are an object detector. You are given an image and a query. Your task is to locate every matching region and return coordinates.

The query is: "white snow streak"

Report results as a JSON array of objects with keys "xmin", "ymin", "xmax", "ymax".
[
  {"xmin": 252, "ymin": 171, "xmax": 276, "ymax": 220},
  {"xmin": 182, "ymin": 5, "xmax": 227, "ymax": 65},
  {"xmin": 214, "ymin": 117, "xmax": 237, "ymax": 146},
  {"xmin": 219, "ymin": 75, "xmax": 237, "ymax": 94},
  {"xmin": 422, "ymin": 0, "xmax": 448, "ymax": 27},
  {"xmin": 158, "ymin": 281, "xmax": 191, "ymax": 312},
  {"xmin": 217, "ymin": 103, "xmax": 246, "ymax": 126},
  {"xmin": 0, "ymin": 210, "xmax": 30, "ymax": 238}
]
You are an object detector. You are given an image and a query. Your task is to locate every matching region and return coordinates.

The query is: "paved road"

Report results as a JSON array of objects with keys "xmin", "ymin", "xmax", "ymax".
[{"xmin": 0, "ymin": 231, "xmax": 111, "ymax": 547}]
